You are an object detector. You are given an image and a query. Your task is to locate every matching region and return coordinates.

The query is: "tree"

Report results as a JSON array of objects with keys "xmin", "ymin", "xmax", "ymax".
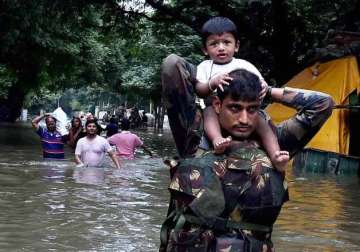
[
  {"xmin": 144, "ymin": 0, "xmax": 360, "ymax": 83},
  {"xmin": 0, "ymin": 1, "xmax": 129, "ymax": 121},
  {"xmin": 1, "ymin": 0, "xmax": 360, "ymax": 123}
]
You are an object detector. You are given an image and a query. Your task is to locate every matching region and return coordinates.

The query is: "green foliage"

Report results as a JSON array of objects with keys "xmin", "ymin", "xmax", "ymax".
[
  {"xmin": 0, "ymin": 1, "xmax": 127, "ymax": 92},
  {"xmin": 1, "ymin": 0, "xmax": 360, "ymax": 121},
  {"xmin": 120, "ymin": 20, "xmax": 203, "ymax": 99},
  {"xmin": 0, "ymin": 65, "xmax": 17, "ymax": 99},
  {"xmin": 145, "ymin": 0, "xmax": 360, "ymax": 83},
  {"xmin": 25, "ymin": 89, "xmax": 60, "ymax": 114}
]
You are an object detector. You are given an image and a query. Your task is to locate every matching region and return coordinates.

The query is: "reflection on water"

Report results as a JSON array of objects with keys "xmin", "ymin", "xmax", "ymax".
[
  {"xmin": 275, "ymin": 174, "xmax": 360, "ymax": 251},
  {"xmin": 73, "ymin": 167, "xmax": 105, "ymax": 185},
  {"xmin": 0, "ymin": 122, "xmax": 360, "ymax": 251}
]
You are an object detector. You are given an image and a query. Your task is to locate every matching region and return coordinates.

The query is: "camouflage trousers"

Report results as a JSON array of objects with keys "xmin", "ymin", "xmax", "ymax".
[{"xmin": 161, "ymin": 54, "xmax": 203, "ymax": 158}]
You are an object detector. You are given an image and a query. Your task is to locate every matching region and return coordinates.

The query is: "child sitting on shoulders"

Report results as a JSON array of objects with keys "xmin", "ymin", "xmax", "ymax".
[{"xmin": 195, "ymin": 16, "xmax": 289, "ymax": 171}]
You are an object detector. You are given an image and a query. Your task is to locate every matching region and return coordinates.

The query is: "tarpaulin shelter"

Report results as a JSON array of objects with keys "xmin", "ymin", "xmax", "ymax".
[{"xmin": 266, "ymin": 56, "xmax": 360, "ymax": 155}]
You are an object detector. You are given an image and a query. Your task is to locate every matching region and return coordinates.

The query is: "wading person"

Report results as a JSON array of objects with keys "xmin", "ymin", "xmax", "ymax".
[
  {"xmin": 160, "ymin": 59, "xmax": 334, "ymax": 250},
  {"xmin": 86, "ymin": 112, "xmax": 103, "ymax": 135},
  {"xmin": 66, "ymin": 116, "xmax": 85, "ymax": 150},
  {"xmin": 105, "ymin": 116, "xmax": 119, "ymax": 138},
  {"xmin": 107, "ymin": 118, "xmax": 152, "ymax": 160},
  {"xmin": 75, "ymin": 120, "xmax": 121, "ymax": 169},
  {"xmin": 32, "ymin": 113, "xmax": 66, "ymax": 159}
]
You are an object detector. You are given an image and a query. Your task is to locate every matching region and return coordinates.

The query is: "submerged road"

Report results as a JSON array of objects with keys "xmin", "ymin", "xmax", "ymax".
[{"xmin": 0, "ymin": 123, "xmax": 359, "ymax": 251}]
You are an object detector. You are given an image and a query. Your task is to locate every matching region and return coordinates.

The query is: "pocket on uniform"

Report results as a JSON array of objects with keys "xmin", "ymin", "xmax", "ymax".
[
  {"xmin": 167, "ymin": 229, "xmax": 214, "ymax": 252},
  {"xmin": 215, "ymin": 234, "xmax": 246, "ymax": 252}
]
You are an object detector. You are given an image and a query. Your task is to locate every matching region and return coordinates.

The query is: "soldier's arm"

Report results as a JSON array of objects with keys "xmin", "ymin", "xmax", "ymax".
[{"xmin": 269, "ymin": 87, "xmax": 335, "ymax": 157}]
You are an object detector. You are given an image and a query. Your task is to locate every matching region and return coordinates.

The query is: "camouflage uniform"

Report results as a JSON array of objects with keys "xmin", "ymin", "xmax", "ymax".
[{"xmin": 160, "ymin": 54, "xmax": 334, "ymax": 251}]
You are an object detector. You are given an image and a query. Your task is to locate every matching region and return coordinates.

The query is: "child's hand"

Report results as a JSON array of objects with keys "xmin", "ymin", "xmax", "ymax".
[
  {"xmin": 209, "ymin": 74, "xmax": 233, "ymax": 92},
  {"xmin": 259, "ymin": 80, "xmax": 268, "ymax": 100},
  {"xmin": 213, "ymin": 136, "xmax": 232, "ymax": 154}
]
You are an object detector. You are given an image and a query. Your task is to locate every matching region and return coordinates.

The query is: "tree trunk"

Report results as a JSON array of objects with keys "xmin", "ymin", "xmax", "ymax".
[
  {"xmin": 271, "ymin": 0, "xmax": 298, "ymax": 84},
  {"xmin": 158, "ymin": 104, "xmax": 165, "ymax": 130},
  {"xmin": 0, "ymin": 85, "xmax": 25, "ymax": 122},
  {"xmin": 153, "ymin": 99, "xmax": 165, "ymax": 130}
]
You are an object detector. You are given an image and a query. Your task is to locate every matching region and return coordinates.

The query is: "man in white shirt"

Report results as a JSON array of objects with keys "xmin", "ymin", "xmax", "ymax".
[{"xmin": 75, "ymin": 120, "xmax": 121, "ymax": 168}]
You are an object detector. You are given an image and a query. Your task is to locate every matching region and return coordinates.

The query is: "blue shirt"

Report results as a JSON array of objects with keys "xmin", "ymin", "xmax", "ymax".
[{"xmin": 37, "ymin": 126, "xmax": 65, "ymax": 159}]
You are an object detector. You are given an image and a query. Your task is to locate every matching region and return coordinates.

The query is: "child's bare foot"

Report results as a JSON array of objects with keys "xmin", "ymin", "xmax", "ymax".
[
  {"xmin": 213, "ymin": 136, "xmax": 232, "ymax": 154},
  {"xmin": 271, "ymin": 150, "xmax": 290, "ymax": 172}
]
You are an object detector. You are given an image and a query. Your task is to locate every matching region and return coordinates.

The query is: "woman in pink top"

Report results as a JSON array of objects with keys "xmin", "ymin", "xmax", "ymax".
[{"xmin": 108, "ymin": 118, "xmax": 152, "ymax": 159}]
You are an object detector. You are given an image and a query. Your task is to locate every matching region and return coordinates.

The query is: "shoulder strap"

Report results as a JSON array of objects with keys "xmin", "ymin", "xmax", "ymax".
[
  {"xmin": 183, "ymin": 214, "xmax": 272, "ymax": 233},
  {"xmin": 159, "ymin": 207, "xmax": 177, "ymax": 252}
]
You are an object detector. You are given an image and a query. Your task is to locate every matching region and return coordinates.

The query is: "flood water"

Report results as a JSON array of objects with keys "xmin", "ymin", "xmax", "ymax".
[{"xmin": 0, "ymin": 123, "xmax": 359, "ymax": 251}]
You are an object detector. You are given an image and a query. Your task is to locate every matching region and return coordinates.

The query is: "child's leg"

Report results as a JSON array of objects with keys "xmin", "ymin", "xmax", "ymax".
[
  {"xmin": 256, "ymin": 116, "xmax": 289, "ymax": 171},
  {"xmin": 204, "ymin": 106, "xmax": 231, "ymax": 153}
]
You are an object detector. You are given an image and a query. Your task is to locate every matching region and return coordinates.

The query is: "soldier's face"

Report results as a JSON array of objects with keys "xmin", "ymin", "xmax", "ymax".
[{"xmin": 213, "ymin": 96, "xmax": 260, "ymax": 139}]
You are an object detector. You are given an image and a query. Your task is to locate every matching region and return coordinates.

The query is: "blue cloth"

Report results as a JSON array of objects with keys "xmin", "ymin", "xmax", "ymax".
[
  {"xmin": 106, "ymin": 123, "xmax": 119, "ymax": 137},
  {"xmin": 36, "ymin": 126, "xmax": 65, "ymax": 159}
]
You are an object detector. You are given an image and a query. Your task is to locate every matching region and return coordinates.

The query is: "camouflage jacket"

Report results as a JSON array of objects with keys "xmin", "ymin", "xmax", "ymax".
[
  {"xmin": 161, "ymin": 88, "xmax": 334, "ymax": 251},
  {"xmin": 165, "ymin": 142, "xmax": 286, "ymax": 252}
]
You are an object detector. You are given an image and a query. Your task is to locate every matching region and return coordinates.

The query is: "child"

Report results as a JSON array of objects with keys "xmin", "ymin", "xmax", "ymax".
[{"xmin": 195, "ymin": 17, "xmax": 289, "ymax": 171}]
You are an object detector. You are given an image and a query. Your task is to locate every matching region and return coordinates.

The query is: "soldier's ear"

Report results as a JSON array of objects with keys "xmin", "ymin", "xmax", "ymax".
[{"xmin": 212, "ymin": 96, "xmax": 221, "ymax": 114}]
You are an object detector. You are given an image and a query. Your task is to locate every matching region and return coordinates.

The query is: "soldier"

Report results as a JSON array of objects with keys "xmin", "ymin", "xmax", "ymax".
[{"xmin": 160, "ymin": 55, "xmax": 334, "ymax": 251}]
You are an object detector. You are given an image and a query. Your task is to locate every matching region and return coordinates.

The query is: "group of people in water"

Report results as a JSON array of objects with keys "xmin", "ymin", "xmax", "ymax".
[
  {"xmin": 31, "ymin": 112, "xmax": 152, "ymax": 169},
  {"xmin": 103, "ymin": 105, "xmax": 149, "ymax": 129},
  {"xmin": 30, "ymin": 16, "xmax": 335, "ymax": 251}
]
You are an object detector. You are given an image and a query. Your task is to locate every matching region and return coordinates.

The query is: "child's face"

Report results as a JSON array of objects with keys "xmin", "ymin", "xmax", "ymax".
[{"xmin": 203, "ymin": 32, "xmax": 239, "ymax": 64}]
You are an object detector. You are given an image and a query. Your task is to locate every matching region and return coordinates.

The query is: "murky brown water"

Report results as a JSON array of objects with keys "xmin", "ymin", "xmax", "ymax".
[{"xmin": 0, "ymin": 123, "xmax": 359, "ymax": 251}]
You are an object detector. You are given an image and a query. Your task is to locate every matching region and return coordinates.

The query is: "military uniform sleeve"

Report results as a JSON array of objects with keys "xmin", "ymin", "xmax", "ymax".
[{"xmin": 274, "ymin": 87, "xmax": 334, "ymax": 157}]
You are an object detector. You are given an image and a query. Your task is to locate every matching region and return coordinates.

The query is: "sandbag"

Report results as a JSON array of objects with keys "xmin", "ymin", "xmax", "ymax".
[{"xmin": 52, "ymin": 107, "xmax": 69, "ymax": 136}]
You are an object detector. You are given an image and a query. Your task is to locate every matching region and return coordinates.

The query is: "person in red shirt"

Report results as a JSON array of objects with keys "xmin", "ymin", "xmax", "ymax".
[{"xmin": 108, "ymin": 118, "xmax": 152, "ymax": 160}]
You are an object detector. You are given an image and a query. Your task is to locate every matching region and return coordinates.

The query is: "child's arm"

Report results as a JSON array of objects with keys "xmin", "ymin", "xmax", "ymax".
[
  {"xmin": 256, "ymin": 116, "xmax": 280, "ymax": 157},
  {"xmin": 204, "ymin": 106, "xmax": 231, "ymax": 153},
  {"xmin": 256, "ymin": 116, "xmax": 289, "ymax": 172},
  {"xmin": 195, "ymin": 80, "xmax": 212, "ymax": 98},
  {"xmin": 195, "ymin": 74, "xmax": 233, "ymax": 98}
]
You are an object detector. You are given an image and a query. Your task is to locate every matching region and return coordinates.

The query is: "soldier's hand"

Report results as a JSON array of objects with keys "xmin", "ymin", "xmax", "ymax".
[{"xmin": 259, "ymin": 80, "xmax": 269, "ymax": 100}]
